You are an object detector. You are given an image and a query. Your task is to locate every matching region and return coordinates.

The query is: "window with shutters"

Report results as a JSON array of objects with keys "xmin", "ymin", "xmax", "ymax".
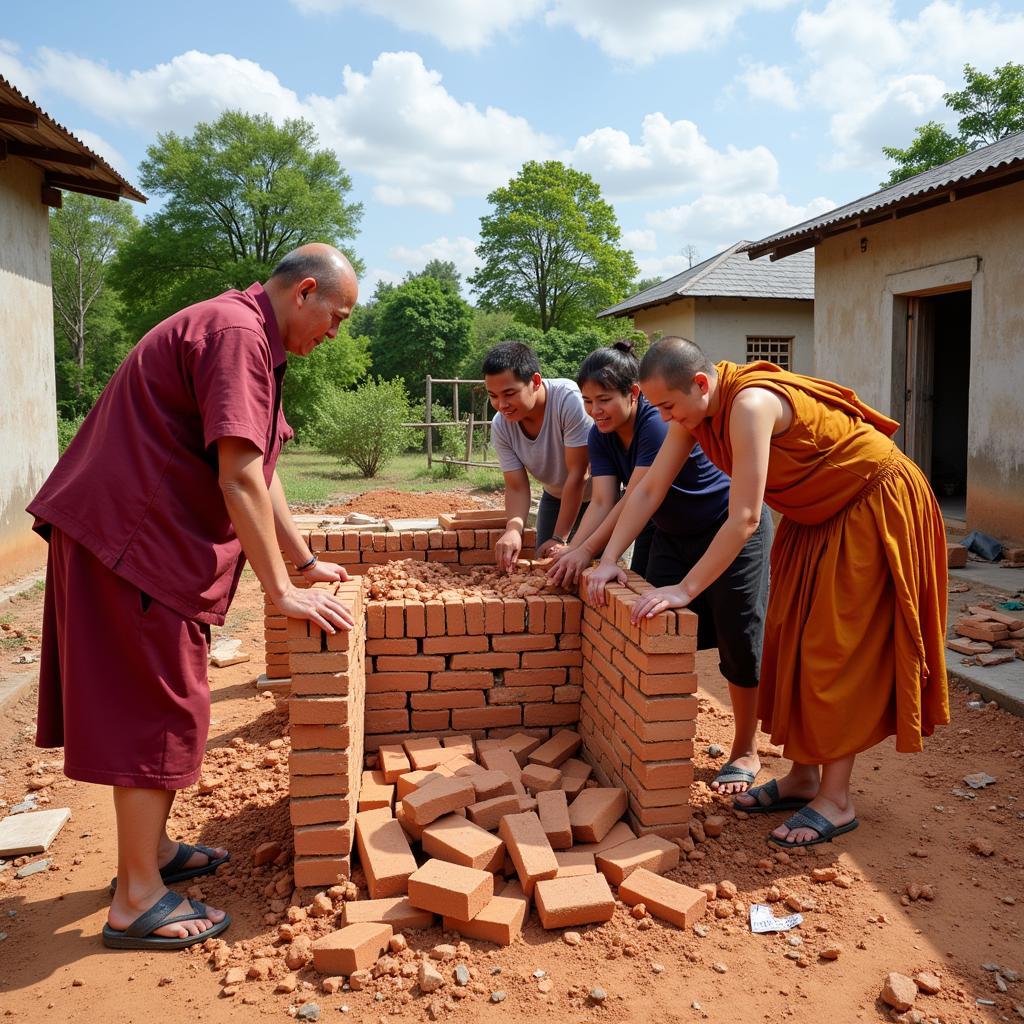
[{"xmin": 746, "ymin": 336, "xmax": 793, "ymax": 371}]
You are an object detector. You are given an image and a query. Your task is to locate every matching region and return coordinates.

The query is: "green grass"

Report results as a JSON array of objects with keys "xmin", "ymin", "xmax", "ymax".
[{"xmin": 277, "ymin": 445, "xmax": 505, "ymax": 504}]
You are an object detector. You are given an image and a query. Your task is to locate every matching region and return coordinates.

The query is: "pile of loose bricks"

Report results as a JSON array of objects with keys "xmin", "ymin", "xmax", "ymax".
[
  {"xmin": 946, "ymin": 603, "xmax": 1024, "ymax": 665},
  {"xmin": 264, "ymin": 525, "xmax": 705, "ymax": 977}
]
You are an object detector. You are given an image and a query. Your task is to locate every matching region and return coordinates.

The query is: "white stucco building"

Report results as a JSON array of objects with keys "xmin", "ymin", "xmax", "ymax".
[{"xmin": 0, "ymin": 75, "xmax": 145, "ymax": 582}]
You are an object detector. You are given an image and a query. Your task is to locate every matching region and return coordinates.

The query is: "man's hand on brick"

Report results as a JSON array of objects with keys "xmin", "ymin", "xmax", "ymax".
[
  {"xmin": 276, "ymin": 582, "xmax": 354, "ymax": 634},
  {"xmin": 302, "ymin": 561, "xmax": 351, "ymax": 585},
  {"xmin": 495, "ymin": 528, "xmax": 523, "ymax": 573},
  {"xmin": 584, "ymin": 561, "xmax": 626, "ymax": 606}
]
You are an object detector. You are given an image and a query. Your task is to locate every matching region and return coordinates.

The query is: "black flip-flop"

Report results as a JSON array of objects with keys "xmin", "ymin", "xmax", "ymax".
[
  {"xmin": 767, "ymin": 806, "xmax": 860, "ymax": 849},
  {"xmin": 110, "ymin": 842, "xmax": 229, "ymax": 892},
  {"xmin": 733, "ymin": 778, "xmax": 811, "ymax": 815},
  {"xmin": 102, "ymin": 891, "xmax": 231, "ymax": 950}
]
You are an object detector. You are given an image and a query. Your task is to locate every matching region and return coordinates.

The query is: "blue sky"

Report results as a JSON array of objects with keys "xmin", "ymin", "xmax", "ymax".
[{"xmin": 4, "ymin": 1, "xmax": 1024, "ymax": 298}]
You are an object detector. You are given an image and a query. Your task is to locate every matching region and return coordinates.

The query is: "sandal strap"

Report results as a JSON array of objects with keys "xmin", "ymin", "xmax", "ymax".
[
  {"xmin": 782, "ymin": 806, "xmax": 835, "ymax": 838},
  {"xmin": 751, "ymin": 779, "xmax": 780, "ymax": 807},
  {"xmin": 124, "ymin": 891, "xmax": 185, "ymax": 938},
  {"xmin": 715, "ymin": 762, "xmax": 756, "ymax": 785},
  {"xmin": 160, "ymin": 842, "xmax": 198, "ymax": 877}
]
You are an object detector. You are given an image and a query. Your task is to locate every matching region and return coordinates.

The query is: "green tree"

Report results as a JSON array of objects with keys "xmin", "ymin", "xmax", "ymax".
[
  {"xmin": 404, "ymin": 258, "xmax": 461, "ymax": 295},
  {"xmin": 459, "ymin": 309, "xmax": 521, "ymax": 379},
  {"xmin": 346, "ymin": 277, "xmax": 395, "ymax": 347},
  {"xmin": 313, "ymin": 376, "xmax": 410, "ymax": 478},
  {"xmin": 470, "ymin": 160, "xmax": 638, "ymax": 332},
  {"xmin": 282, "ymin": 325, "xmax": 371, "ymax": 441},
  {"xmin": 882, "ymin": 62, "xmax": 1024, "ymax": 185},
  {"xmin": 112, "ymin": 110, "xmax": 362, "ymax": 337},
  {"xmin": 49, "ymin": 193, "xmax": 138, "ymax": 416},
  {"xmin": 371, "ymin": 275, "xmax": 473, "ymax": 396}
]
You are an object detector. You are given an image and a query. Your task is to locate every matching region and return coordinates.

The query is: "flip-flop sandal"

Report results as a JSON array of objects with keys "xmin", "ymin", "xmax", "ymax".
[
  {"xmin": 733, "ymin": 778, "xmax": 811, "ymax": 815},
  {"xmin": 711, "ymin": 762, "xmax": 760, "ymax": 791},
  {"xmin": 767, "ymin": 806, "xmax": 860, "ymax": 849},
  {"xmin": 102, "ymin": 891, "xmax": 231, "ymax": 950},
  {"xmin": 110, "ymin": 843, "xmax": 229, "ymax": 892}
]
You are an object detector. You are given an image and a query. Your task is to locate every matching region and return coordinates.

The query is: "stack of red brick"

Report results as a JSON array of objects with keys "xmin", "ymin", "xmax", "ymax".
[
  {"xmin": 264, "ymin": 527, "xmax": 537, "ymax": 680},
  {"xmin": 286, "ymin": 580, "xmax": 367, "ymax": 889},
  {"xmin": 307, "ymin": 731, "xmax": 709, "ymax": 979},
  {"xmin": 947, "ymin": 604, "xmax": 1024, "ymax": 666},
  {"xmin": 362, "ymin": 587, "xmax": 583, "ymax": 747},
  {"xmin": 579, "ymin": 567, "xmax": 697, "ymax": 840}
]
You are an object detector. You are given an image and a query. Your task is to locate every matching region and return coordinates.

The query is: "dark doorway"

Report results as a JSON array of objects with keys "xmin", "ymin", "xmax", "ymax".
[{"xmin": 927, "ymin": 291, "xmax": 971, "ymax": 513}]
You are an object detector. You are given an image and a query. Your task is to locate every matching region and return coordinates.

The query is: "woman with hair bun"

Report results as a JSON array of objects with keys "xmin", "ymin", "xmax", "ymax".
[{"xmin": 549, "ymin": 339, "xmax": 772, "ymax": 797}]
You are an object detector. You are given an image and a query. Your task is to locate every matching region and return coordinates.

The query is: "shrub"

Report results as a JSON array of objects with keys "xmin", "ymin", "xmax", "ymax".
[
  {"xmin": 56, "ymin": 414, "xmax": 85, "ymax": 454},
  {"xmin": 313, "ymin": 376, "xmax": 410, "ymax": 478}
]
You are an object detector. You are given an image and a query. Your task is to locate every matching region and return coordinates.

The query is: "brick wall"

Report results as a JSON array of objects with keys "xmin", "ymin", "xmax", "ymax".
[{"xmin": 273, "ymin": 529, "xmax": 698, "ymax": 885}]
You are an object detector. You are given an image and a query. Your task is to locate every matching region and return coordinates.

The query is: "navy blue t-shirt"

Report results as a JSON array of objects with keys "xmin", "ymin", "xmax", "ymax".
[{"xmin": 588, "ymin": 396, "xmax": 730, "ymax": 536}]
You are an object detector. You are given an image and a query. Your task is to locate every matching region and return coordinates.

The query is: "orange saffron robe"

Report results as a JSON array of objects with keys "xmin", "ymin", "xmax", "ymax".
[{"xmin": 691, "ymin": 361, "xmax": 949, "ymax": 763}]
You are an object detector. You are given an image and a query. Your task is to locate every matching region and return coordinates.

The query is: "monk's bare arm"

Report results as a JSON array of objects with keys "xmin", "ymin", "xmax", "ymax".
[
  {"xmin": 269, "ymin": 471, "xmax": 313, "ymax": 568},
  {"xmin": 631, "ymin": 390, "xmax": 777, "ymax": 620},
  {"xmin": 586, "ymin": 425, "xmax": 694, "ymax": 603},
  {"xmin": 217, "ymin": 437, "xmax": 353, "ymax": 632}
]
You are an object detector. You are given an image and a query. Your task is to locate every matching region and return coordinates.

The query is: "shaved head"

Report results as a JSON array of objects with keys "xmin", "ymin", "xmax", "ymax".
[
  {"xmin": 270, "ymin": 243, "xmax": 357, "ymax": 300},
  {"xmin": 639, "ymin": 336, "xmax": 715, "ymax": 391}
]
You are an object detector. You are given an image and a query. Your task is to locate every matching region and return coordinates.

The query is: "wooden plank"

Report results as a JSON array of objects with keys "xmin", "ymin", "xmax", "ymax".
[
  {"xmin": 0, "ymin": 103, "xmax": 38, "ymax": 127},
  {"xmin": 7, "ymin": 140, "xmax": 95, "ymax": 169},
  {"xmin": 45, "ymin": 173, "xmax": 122, "ymax": 200}
]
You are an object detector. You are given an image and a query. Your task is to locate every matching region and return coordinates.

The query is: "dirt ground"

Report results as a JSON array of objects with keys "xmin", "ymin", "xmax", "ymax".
[
  {"xmin": 1, "ymin": 570, "xmax": 1022, "ymax": 1024},
  {"xmin": 293, "ymin": 489, "xmax": 502, "ymax": 519}
]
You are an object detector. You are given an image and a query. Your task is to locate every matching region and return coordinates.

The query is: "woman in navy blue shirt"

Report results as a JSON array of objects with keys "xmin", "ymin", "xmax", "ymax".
[{"xmin": 549, "ymin": 341, "xmax": 773, "ymax": 797}]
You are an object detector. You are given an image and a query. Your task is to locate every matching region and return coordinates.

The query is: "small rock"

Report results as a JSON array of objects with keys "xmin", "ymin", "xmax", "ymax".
[
  {"xmin": 276, "ymin": 975, "xmax": 299, "ymax": 994},
  {"xmin": 419, "ymin": 961, "xmax": 445, "ymax": 994},
  {"xmin": 253, "ymin": 841, "xmax": 281, "ymax": 867},
  {"xmin": 389, "ymin": 934, "xmax": 407, "ymax": 954},
  {"xmin": 652, "ymin": 963, "xmax": 665, "ymax": 974},
  {"xmin": 717, "ymin": 880, "xmax": 738, "ymax": 899},
  {"xmin": 454, "ymin": 964, "xmax": 470, "ymax": 987},
  {"xmin": 820, "ymin": 945, "xmax": 843, "ymax": 961},
  {"xmin": 15, "ymin": 859, "xmax": 50, "ymax": 879},
  {"xmin": 703, "ymin": 816, "xmax": 725, "ymax": 838},
  {"xmin": 157, "ymin": 977, "xmax": 173, "ymax": 987},
  {"xmin": 563, "ymin": 931, "xmax": 581, "ymax": 946},
  {"xmin": 533, "ymin": 969, "xmax": 546, "ymax": 979},
  {"xmin": 430, "ymin": 943, "xmax": 457, "ymax": 961},
  {"xmin": 630, "ymin": 903, "xmax": 647, "ymax": 919},
  {"xmin": 969, "ymin": 837, "xmax": 995, "ymax": 857},
  {"xmin": 296, "ymin": 1005, "xmax": 320, "ymax": 1022},
  {"xmin": 71, "ymin": 978, "xmax": 84, "ymax": 987},
  {"xmin": 707, "ymin": 744, "xmax": 724, "ymax": 757},
  {"xmin": 712, "ymin": 963, "xmax": 728, "ymax": 975},
  {"xmin": 589, "ymin": 988, "xmax": 607, "ymax": 1003},
  {"xmin": 223, "ymin": 967, "xmax": 245, "ymax": 986},
  {"xmin": 693, "ymin": 924, "xmax": 709, "ymax": 938},
  {"xmin": 963, "ymin": 772, "xmax": 996, "ymax": 789},
  {"xmin": 309, "ymin": 893, "xmax": 333, "ymax": 918},
  {"xmin": 880, "ymin": 972, "xmax": 918, "ymax": 1012},
  {"xmin": 538, "ymin": 978, "xmax": 553, "ymax": 994},
  {"xmin": 348, "ymin": 970, "xmax": 371, "ymax": 991},
  {"xmin": 491, "ymin": 991, "xmax": 507, "ymax": 1004},
  {"xmin": 811, "ymin": 867, "xmax": 838, "ymax": 883}
]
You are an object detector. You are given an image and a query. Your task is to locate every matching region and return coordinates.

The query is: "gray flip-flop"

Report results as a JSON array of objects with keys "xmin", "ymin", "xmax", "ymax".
[
  {"xmin": 110, "ymin": 842, "xmax": 229, "ymax": 892},
  {"xmin": 102, "ymin": 891, "xmax": 231, "ymax": 950},
  {"xmin": 767, "ymin": 806, "xmax": 860, "ymax": 849},
  {"xmin": 712, "ymin": 762, "xmax": 759, "ymax": 789},
  {"xmin": 733, "ymin": 778, "xmax": 810, "ymax": 815}
]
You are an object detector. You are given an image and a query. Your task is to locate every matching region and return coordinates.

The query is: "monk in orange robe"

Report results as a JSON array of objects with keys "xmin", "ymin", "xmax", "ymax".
[{"xmin": 587, "ymin": 337, "xmax": 948, "ymax": 847}]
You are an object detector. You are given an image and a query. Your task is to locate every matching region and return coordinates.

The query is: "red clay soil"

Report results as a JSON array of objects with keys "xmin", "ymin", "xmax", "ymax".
[
  {"xmin": 1, "ymin": 571, "xmax": 1022, "ymax": 1024},
  {"xmin": 321, "ymin": 490, "xmax": 500, "ymax": 519}
]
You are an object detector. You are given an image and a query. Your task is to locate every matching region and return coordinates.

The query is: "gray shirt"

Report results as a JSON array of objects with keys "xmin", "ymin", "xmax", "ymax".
[{"xmin": 491, "ymin": 378, "xmax": 592, "ymax": 498}]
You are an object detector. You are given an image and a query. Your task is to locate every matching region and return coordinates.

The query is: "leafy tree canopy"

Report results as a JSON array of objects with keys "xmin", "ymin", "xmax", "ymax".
[
  {"xmin": 470, "ymin": 160, "xmax": 638, "ymax": 332},
  {"xmin": 882, "ymin": 62, "xmax": 1024, "ymax": 185},
  {"xmin": 370, "ymin": 275, "xmax": 473, "ymax": 398},
  {"xmin": 404, "ymin": 258, "xmax": 462, "ymax": 295},
  {"xmin": 111, "ymin": 110, "xmax": 362, "ymax": 337}
]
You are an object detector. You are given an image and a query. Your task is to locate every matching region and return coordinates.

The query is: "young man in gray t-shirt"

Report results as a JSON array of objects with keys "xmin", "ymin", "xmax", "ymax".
[{"xmin": 483, "ymin": 342, "xmax": 592, "ymax": 570}]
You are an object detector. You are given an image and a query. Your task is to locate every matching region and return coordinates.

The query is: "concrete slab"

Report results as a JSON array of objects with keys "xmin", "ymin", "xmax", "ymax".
[
  {"xmin": 947, "ymin": 649, "xmax": 1024, "ymax": 718},
  {"xmin": 0, "ymin": 808, "xmax": 71, "ymax": 857},
  {"xmin": 0, "ymin": 572, "xmax": 45, "ymax": 607},
  {"xmin": 950, "ymin": 562, "xmax": 1024, "ymax": 594},
  {"xmin": 386, "ymin": 518, "xmax": 440, "ymax": 532},
  {"xmin": 0, "ymin": 668, "xmax": 37, "ymax": 715}
]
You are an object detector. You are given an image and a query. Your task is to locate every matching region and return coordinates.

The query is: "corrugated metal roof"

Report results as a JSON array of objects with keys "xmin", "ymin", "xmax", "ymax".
[
  {"xmin": 599, "ymin": 241, "xmax": 814, "ymax": 318},
  {"xmin": 0, "ymin": 74, "xmax": 146, "ymax": 203},
  {"xmin": 746, "ymin": 129, "xmax": 1024, "ymax": 259}
]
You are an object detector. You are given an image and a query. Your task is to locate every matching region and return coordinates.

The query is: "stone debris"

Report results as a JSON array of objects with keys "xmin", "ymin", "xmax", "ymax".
[
  {"xmin": 964, "ymin": 772, "xmax": 997, "ymax": 789},
  {"xmin": 969, "ymin": 837, "xmax": 995, "ymax": 857},
  {"xmin": 589, "ymin": 987, "xmax": 607, "ymax": 1003},
  {"xmin": 880, "ymin": 972, "xmax": 918, "ymax": 1012},
  {"xmin": 418, "ymin": 961, "xmax": 445, "ymax": 993}
]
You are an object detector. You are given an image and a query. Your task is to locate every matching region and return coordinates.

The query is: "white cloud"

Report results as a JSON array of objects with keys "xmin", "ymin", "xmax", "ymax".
[
  {"xmin": 389, "ymin": 235, "xmax": 480, "ymax": 281},
  {"xmin": 289, "ymin": 0, "xmax": 545, "ymax": 50},
  {"xmin": 566, "ymin": 113, "xmax": 778, "ymax": 200},
  {"xmin": 793, "ymin": 0, "xmax": 1024, "ymax": 168},
  {"xmin": 737, "ymin": 62, "xmax": 800, "ymax": 110},
  {"xmin": 0, "ymin": 39, "xmax": 38, "ymax": 95},
  {"xmin": 622, "ymin": 228, "xmax": 657, "ymax": 252},
  {"xmin": 647, "ymin": 192, "xmax": 836, "ymax": 253},
  {"xmin": 633, "ymin": 251, "xmax": 698, "ymax": 282},
  {"xmin": 546, "ymin": 0, "xmax": 795, "ymax": 64}
]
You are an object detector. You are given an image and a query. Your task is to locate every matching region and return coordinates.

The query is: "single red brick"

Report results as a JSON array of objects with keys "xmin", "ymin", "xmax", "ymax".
[
  {"xmin": 504, "ymin": 668, "xmax": 566, "ymax": 687},
  {"xmin": 422, "ymin": 636, "xmax": 490, "ymax": 654},
  {"xmin": 492, "ymin": 634, "xmax": 552, "ymax": 652},
  {"xmin": 411, "ymin": 709, "xmax": 449, "ymax": 731},
  {"xmin": 445, "ymin": 601, "xmax": 467, "ymax": 636},
  {"xmin": 291, "ymin": 774, "xmax": 349, "ymax": 798},
  {"xmin": 543, "ymin": 596, "xmax": 563, "ymax": 633},
  {"xmin": 376, "ymin": 655, "xmax": 444, "ymax": 672},
  {"xmin": 521, "ymin": 649, "xmax": 582, "ymax": 668},
  {"xmin": 528, "ymin": 729, "xmax": 581, "ymax": 768},
  {"xmin": 407, "ymin": 858, "xmax": 494, "ymax": 920},
  {"xmin": 467, "ymin": 770, "xmax": 517, "ymax": 801},
  {"xmin": 524, "ymin": 704, "xmax": 579, "ymax": 727},
  {"xmin": 441, "ymin": 734, "xmax": 475, "ymax": 757},
  {"xmin": 290, "ymin": 671, "xmax": 350, "ymax": 696},
  {"xmin": 498, "ymin": 811, "xmax": 558, "ymax": 896},
  {"xmin": 630, "ymin": 758, "xmax": 695, "ymax": 790},
  {"xmin": 520, "ymin": 763, "xmax": 562, "ymax": 793},
  {"xmin": 289, "ymin": 749, "xmax": 349, "ymax": 776},
  {"xmin": 403, "ymin": 602, "xmax": 426, "ymax": 638},
  {"xmin": 535, "ymin": 789, "xmax": 572, "ymax": 850},
  {"xmin": 569, "ymin": 788, "xmax": 627, "ymax": 843},
  {"xmin": 341, "ymin": 896, "xmax": 435, "ymax": 930},
  {"xmin": 624, "ymin": 687, "xmax": 698, "ymax": 723},
  {"xmin": 401, "ymin": 776, "xmax": 475, "ymax": 827},
  {"xmin": 595, "ymin": 835, "xmax": 680, "ymax": 884},
  {"xmin": 465, "ymin": 794, "xmax": 520, "ymax": 831},
  {"xmin": 422, "ymin": 814, "xmax": 504, "ymax": 872},
  {"xmin": 442, "ymin": 895, "xmax": 525, "ymax": 946},
  {"xmin": 534, "ymin": 872, "xmax": 615, "ymax": 928},
  {"xmin": 411, "ymin": 691, "xmax": 485, "ymax": 710},
  {"xmin": 947, "ymin": 543, "xmax": 968, "ymax": 568},
  {"xmin": 452, "ymin": 706, "xmax": 522, "ymax": 729},
  {"xmin": 364, "ymin": 709, "xmax": 410, "ymax": 734},
  {"xmin": 295, "ymin": 822, "xmax": 353, "ymax": 857},
  {"xmin": 365, "ymin": 639, "xmax": 418, "ymax": 655},
  {"xmin": 291, "ymin": 795, "xmax": 353, "ymax": 827},
  {"xmin": 457, "ymin": 529, "xmax": 476, "ymax": 548},
  {"xmin": 459, "ymin": 549, "xmax": 498, "ymax": 565},
  {"xmin": 431, "ymin": 670, "xmax": 493, "ymax": 691},
  {"xmin": 618, "ymin": 868, "xmax": 707, "ymax": 928},
  {"xmin": 464, "ymin": 597, "xmax": 485, "ymax": 635},
  {"xmin": 290, "ymin": 724, "xmax": 349, "ymax": 750},
  {"xmin": 294, "ymin": 855, "xmax": 351, "ymax": 888},
  {"xmin": 289, "ymin": 696, "xmax": 348, "ymax": 726},
  {"xmin": 312, "ymin": 922, "xmax": 392, "ymax": 976},
  {"xmin": 365, "ymin": 672, "xmax": 429, "ymax": 693},
  {"xmin": 483, "ymin": 597, "xmax": 504, "ymax": 634},
  {"xmin": 366, "ymin": 692, "xmax": 407, "ymax": 711},
  {"xmin": 450, "ymin": 652, "xmax": 519, "ymax": 670},
  {"xmin": 366, "ymin": 603, "xmax": 386, "ymax": 639},
  {"xmin": 499, "ymin": 733, "xmax": 543, "ymax": 764},
  {"xmin": 378, "ymin": 745, "xmax": 411, "ymax": 784},
  {"xmin": 425, "ymin": 600, "xmax": 446, "ymax": 635},
  {"xmin": 358, "ymin": 770, "xmax": 395, "ymax": 812},
  {"xmin": 402, "ymin": 737, "xmax": 450, "ymax": 770},
  {"xmin": 427, "ymin": 549, "xmax": 459, "ymax": 563},
  {"xmin": 355, "ymin": 814, "xmax": 418, "ymax": 899},
  {"xmin": 504, "ymin": 598, "xmax": 527, "ymax": 633}
]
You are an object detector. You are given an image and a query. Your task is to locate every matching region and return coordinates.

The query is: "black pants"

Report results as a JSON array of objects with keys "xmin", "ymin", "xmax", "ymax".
[
  {"xmin": 535, "ymin": 491, "xmax": 589, "ymax": 548},
  {"xmin": 644, "ymin": 506, "xmax": 772, "ymax": 688}
]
